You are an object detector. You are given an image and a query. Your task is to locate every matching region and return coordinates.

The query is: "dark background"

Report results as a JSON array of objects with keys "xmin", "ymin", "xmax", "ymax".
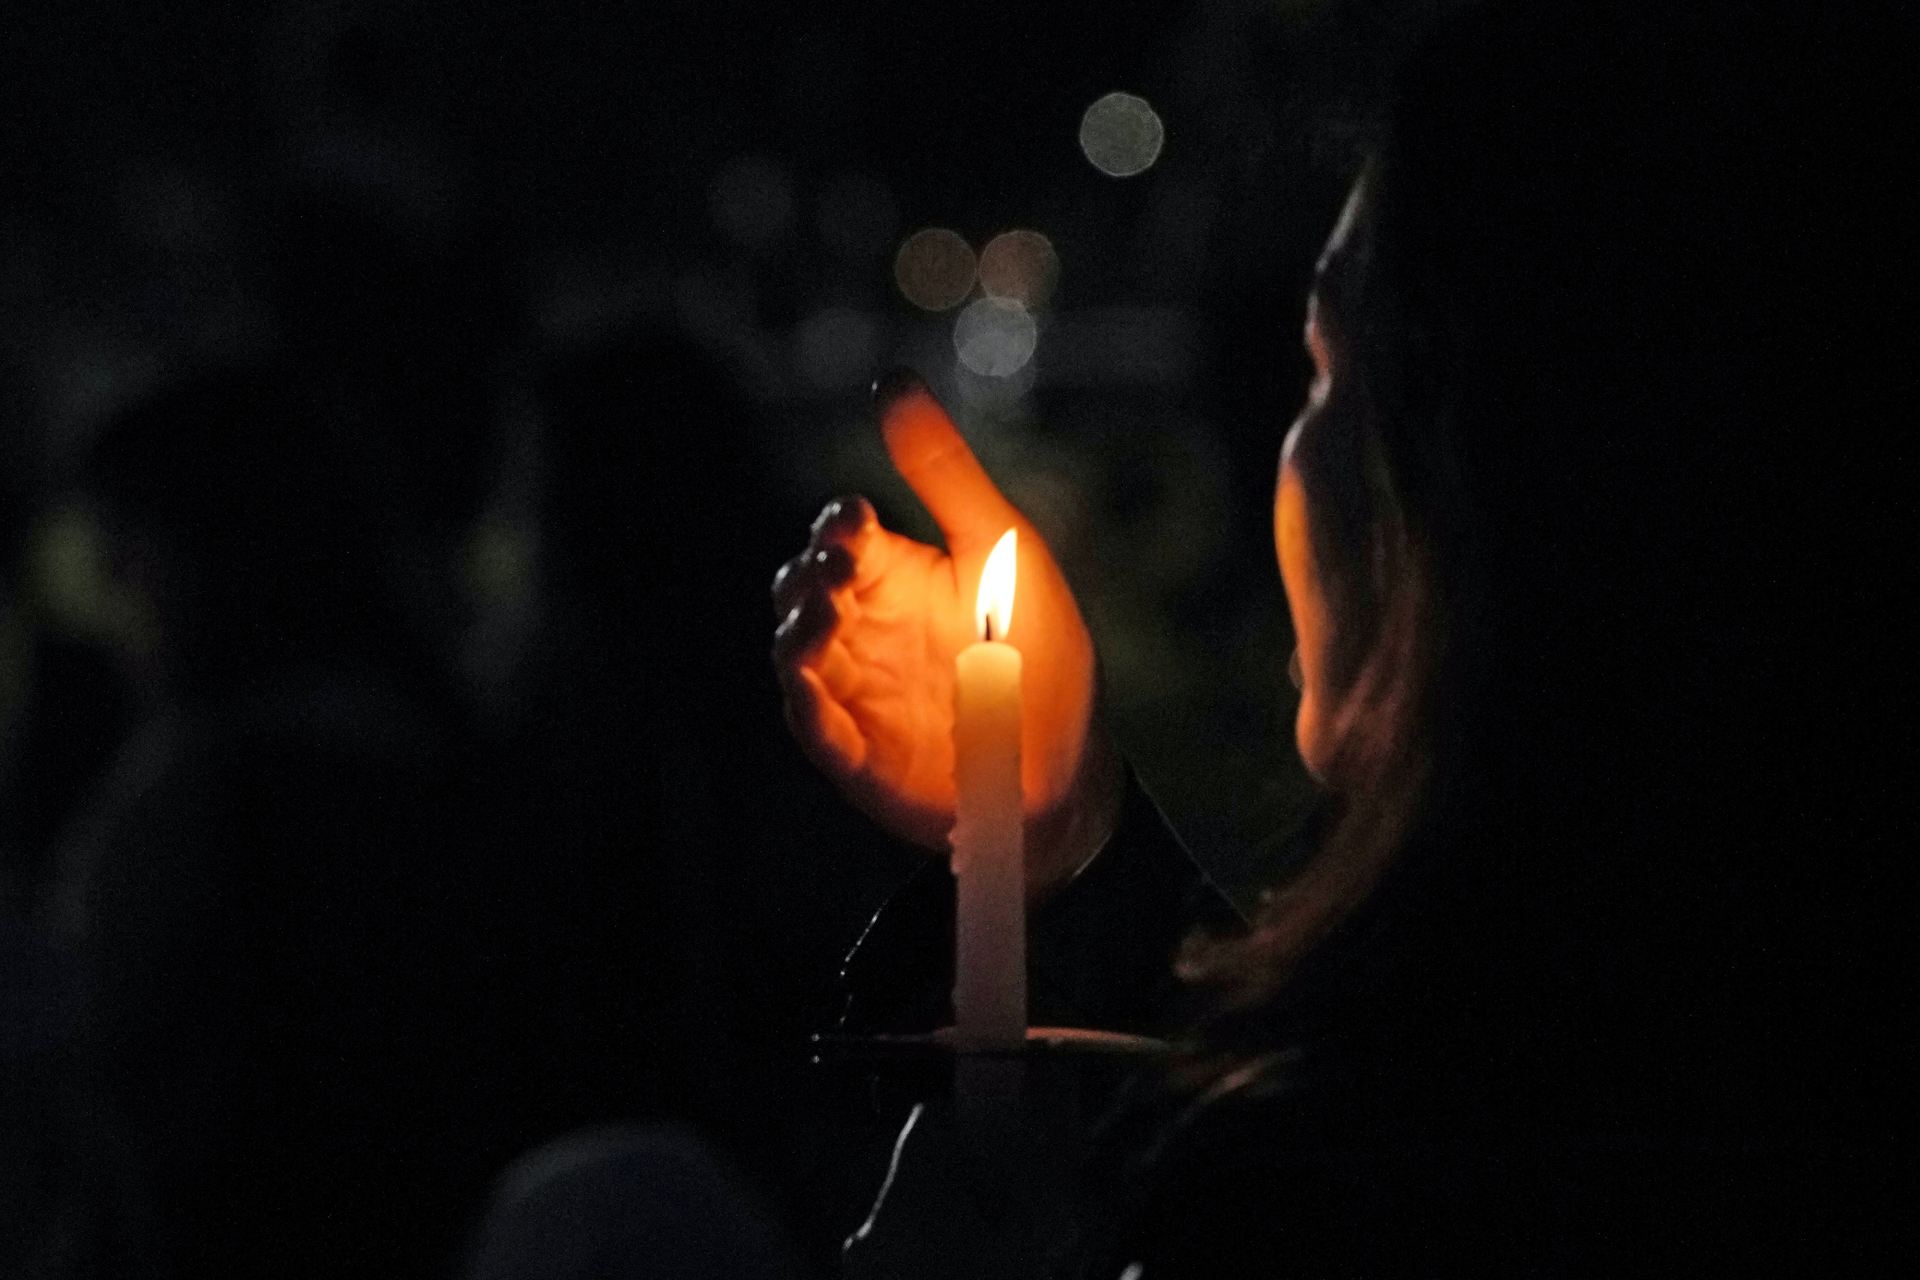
[
  {"xmin": 2, "ymin": 0, "xmax": 1467, "ymax": 894},
  {"xmin": 1, "ymin": 0, "xmax": 1451, "ymax": 1271}
]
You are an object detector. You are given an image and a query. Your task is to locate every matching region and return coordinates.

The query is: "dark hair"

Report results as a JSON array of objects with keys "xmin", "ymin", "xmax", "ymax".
[{"xmin": 1182, "ymin": 0, "xmax": 1882, "ymax": 1126}]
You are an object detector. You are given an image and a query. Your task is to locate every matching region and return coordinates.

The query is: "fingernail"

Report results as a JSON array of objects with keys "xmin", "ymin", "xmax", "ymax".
[
  {"xmin": 871, "ymin": 366, "xmax": 928, "ymax": 416},
  {"xmin": 813, "ymin": 495, "xmax": 873, "ymax": 538}
]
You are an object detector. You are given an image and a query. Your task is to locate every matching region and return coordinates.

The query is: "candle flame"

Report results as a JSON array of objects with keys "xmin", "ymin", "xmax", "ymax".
[{"xmin": 975, "ymin": 528, "xmax": 1018, "ymax": 642}]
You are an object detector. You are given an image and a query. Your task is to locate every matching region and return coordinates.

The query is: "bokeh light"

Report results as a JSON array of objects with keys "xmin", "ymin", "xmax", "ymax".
[
  {"xmin": 956, "ymin": 351, "xmax": 1037, "ymax": 410},
  {"xmin": 465, "ymin": 520, "xmax": 534, "ymax": 609},
  {"xmin": 978, "ymin": 230, "xmax": 1059, "ymax": 308},
  {"xmin": 1078, "ymin": 92, "xmax": 1165, "ymax": 178},
  {"xmin": 953, "ymin": 297, "xmax": 1037, "ymax": 378},
  {"xmin": 893, "ymin": 227, "xmax": 977, "ymax": 311}
]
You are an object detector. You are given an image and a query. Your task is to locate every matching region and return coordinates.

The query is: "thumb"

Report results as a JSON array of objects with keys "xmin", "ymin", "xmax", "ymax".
[{"xmin": 874, "ymin": 369, "xmax": 1020, "ymax": 556}]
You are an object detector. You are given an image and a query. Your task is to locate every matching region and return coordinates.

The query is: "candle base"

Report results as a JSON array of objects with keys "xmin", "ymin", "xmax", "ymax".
[{"xmin": 810, "ymin": 1025, "xmax": 1171, "ymax": 1064}]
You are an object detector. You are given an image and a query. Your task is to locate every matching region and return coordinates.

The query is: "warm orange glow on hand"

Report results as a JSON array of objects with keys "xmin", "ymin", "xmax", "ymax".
[{"xmin": 772, "ymin": 375, "xmax": 1116, "ymax": 894}]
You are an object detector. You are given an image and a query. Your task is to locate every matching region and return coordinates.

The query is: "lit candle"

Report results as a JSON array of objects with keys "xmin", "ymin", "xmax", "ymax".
[{"xmin": 951, "ymin": 527, "xmax": 1025, "ymax": 1045}]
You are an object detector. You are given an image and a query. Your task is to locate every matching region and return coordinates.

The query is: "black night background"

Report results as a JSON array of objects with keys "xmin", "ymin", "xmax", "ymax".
[{"xmin": 2, "ymin": 2, "xmax": 1896, "ymax": 1277}]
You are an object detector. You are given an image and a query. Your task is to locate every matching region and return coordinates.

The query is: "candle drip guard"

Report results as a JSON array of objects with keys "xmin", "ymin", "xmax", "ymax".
[
  {"xmin": 811, "ymin": 1025, "xmax": 1170, "ymax": 1064},
  {"xmin": 813, "ymin": 1025, "xmax": 1173, "ymax": 1275},
  {"xmin": 809, "ymin": 1026, "xmax": 1175, "ymax": 1134}
]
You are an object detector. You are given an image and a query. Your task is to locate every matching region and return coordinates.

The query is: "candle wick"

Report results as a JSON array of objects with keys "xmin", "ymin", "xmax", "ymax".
[{"xmin": 983, "ymin": 615, "xmax": 996, "ymax": 644}]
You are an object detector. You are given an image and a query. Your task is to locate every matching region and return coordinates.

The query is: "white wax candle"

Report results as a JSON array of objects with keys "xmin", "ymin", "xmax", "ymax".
[{"xmin": 951, "ymin": 528, "xmax": 1026, "ymax": 1044}]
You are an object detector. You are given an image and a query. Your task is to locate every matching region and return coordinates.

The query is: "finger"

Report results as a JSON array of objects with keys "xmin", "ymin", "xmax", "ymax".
[
  {"xmin": 810, "ymin": 494, "xmax": 878, "ymax": 548},
  {"xmin": 810, "ymin": 501, "xmax": 884, "ymax": 586},
  {"xmin": 772, "ymin": 588, "xmax": 839, "ymax": 666},
  {"xmin": 773, "ymin": 578, "xmax": 862, "ymax": 710},
  {"xmin": 809, "ymin": 632, "xmax": 863, "ymax": 703},
  {"xmin": 771, "ymin": 551, "xmax": 810, "ymax": 619},
  {"xmin": 771, "ymin": 544, "xmax": 855, "ymax": 619},
  {"xmin": 812, "ymin": 499, "xmax": 906, "ymax": 598},
  {"xmin": 779, "ymin": 664, "xmax": 867, "ymax": 774},
  {"xmin": 873, "ymin": 369, "xmax": 1020, "ymax": 556}
]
